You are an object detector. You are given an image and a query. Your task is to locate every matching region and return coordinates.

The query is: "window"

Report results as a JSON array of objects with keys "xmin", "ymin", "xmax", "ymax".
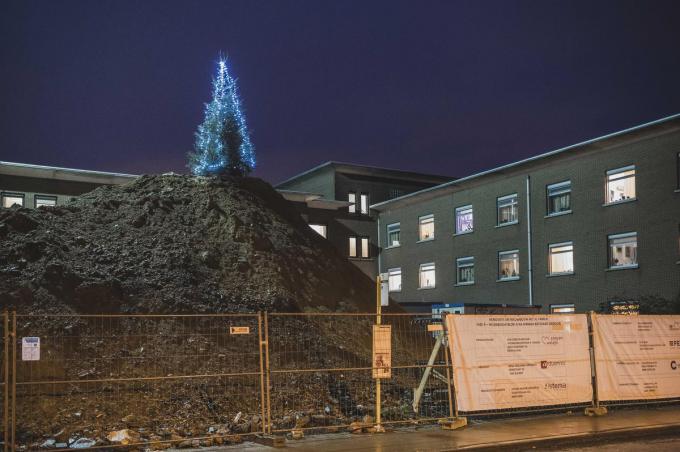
[
  {"xmin": 1, "ymin": 192, "xmax": 24, "ymax": 208},
  {"xmin": 550, "ymin": 304, "xmax": 575, "ymax": 314},
  {"xmin": 389, "ymin": 188, "xmax": 405, "ymax": 199},
  {"xmin": 309, "ymin": 224, "xmax": 327, "ymax": 238},
  {"xmin": 349, "ymin": 236, "xmax": 369, "ymax": 258},
  {"xmin": 455, "ymin": 205, "xmax": 474, "ymax": 234},
  {"xmin": 547, "ymin": 181, "xmax": 571, "ymax": 215},
  {"xmin": 497, "ymin": 194, "xmax": 518, "ymax": 225},
  {"xmin": 360, "ymin": 193, "xmax": 369, "ymax": 214},
  {"xmin": 35, "ymin": 195, "xmax": 57, "ymax": 208},
  {"xmin": 386, "ymin": 222, "xmax": 400, "ymax": 247},
  {"xmin": 498, "ymin": 250, "xmax": 519, "ymax": 280},
  {"xmin": 419, "ymin": 263, "xmax": 436, "ymax": 289},
  {"xmin": 549, "ymin": 242, "xmax": 574, "ymax": 275},
  {"xmin": 605, "ymin": 166, "xmax": 636, "ymax": 204},
  {"xmin": 418, "ymin": 214, "xmax": 434, "ymax": 241},
  {"xmin": 348, "ymin": 192, "xmax": 356, "ymax": 213},
  {"xmin": 456, "ymin": 257, "xmax": 475, "ymax": 285},
  {"xmin": 349, "ymin": 236, "xmax": 357, "ymax": 257},
  {"xmin": 388, "ymin": 268, "xmax": 402, "ymax": 292},
  {"xmin": 608, "ymin": 232, "xmax": 638, "ymax": 269}
]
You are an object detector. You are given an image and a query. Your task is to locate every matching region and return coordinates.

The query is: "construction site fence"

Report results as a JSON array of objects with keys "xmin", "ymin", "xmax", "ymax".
[{"xmin": 1, "ymin": 311, "xmax": 679, "ymax": 451}]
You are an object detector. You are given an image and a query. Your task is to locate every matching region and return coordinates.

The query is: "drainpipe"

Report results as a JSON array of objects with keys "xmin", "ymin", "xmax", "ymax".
[
  {"xmin": 526, "ymin": 175, "xmax": 534, "ymax": 306},
  {"xmin": 376, "ymin": 214, "xmax": 382, "ymax": 277}
]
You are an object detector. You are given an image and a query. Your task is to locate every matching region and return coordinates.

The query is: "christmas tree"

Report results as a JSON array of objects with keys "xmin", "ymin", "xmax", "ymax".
[{"xmin": 188, "ymin": 58, "xmax": 255, "ymax": 176}]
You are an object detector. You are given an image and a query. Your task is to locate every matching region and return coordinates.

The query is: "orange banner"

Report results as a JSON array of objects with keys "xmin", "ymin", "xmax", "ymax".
[
  {"xmin": 592, "ymin": 314, "xmax": 680, "ymax": 401},
  {"xmin": 446, "ymin": 314, "xmax": 592, "ymax": 411}
]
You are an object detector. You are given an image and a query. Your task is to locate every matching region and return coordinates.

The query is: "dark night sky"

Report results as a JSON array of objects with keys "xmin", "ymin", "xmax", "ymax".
[{"xmin": 2, "ymin": 1, "xmax": 680, "ymax": 184}]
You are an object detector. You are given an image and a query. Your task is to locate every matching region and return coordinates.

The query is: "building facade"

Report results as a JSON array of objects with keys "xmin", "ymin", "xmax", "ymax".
[
  {"xmin": 276, "ymin": 162, "xmax": 453, "ymax": 276},
  {"xmin": 373, "ymin": 115, "xmax": 680, "ymax": 313},
  {"xmin": 1, "ymin": 161, "xmax": 137, "ymax": 208}
]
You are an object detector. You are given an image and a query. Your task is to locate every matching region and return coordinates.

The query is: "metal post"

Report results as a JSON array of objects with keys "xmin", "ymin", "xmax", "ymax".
[
  {"xmin": 374, "ymin": 275, "xmax": 383, "ymax": 432},
  {"xmin": 10, "ymin": 312, "xmax": 16, "ymax": 452},
  {"xmin": 3, "ymin": 311, "xmax": 8, "ymax": 452},
  {"xmin": 526, "ymin": 175, "xmax": 534, "ymax": 306},
  {"xmin": 442, "ymin": 331, "xmax": 455, "ymax": 419},
  {"xmin": 585, "ymin": 312, "xmax": 607, "ymax": 416},
  {"xmin": 263, "ymin": 312, "xmax": 272, "ymax": 434},
  {"xmin": 257, "ymin": 313, "xmax": 267, "ymax": 435}
]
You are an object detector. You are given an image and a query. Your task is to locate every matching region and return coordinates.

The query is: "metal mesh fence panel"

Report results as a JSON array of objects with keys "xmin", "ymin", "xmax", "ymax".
[{"xmin": 12, "ymin": 314, "xmax": 264, "ymax": 450}]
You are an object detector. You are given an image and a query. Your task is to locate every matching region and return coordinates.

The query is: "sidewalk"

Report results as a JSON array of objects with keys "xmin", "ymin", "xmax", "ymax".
[{"xmin": 215, "ymin": 405, "xmax": 680, "ymax": 451}]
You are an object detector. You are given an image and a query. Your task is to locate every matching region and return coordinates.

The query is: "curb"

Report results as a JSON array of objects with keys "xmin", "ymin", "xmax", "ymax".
[{"xmin": 450, "ymin": 422, "xmax": 680, "ymax": 451}]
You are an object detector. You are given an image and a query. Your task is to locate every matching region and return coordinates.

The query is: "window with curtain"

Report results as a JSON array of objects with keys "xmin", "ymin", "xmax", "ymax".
[
  {"xmin": 605, "ymin": 166, "xmax": 636, "ymax": 204},
  {"xmin": 456, "ymin": 257, "xmax": 475, "ymax": 284},
  {"xmin": 387, "ymin": 223, "xmax": 400, "ymax": 247},
  {"xmin": 497, "ymin": 194, "xmax": 518, "ymax": 225},
  {"xmin": 608, "ymin": 232, "xmax": 638, "ymax": 268},
  {"xmin": 455, "ymin": 205, "xmax": 474, "ymax": 234},
  {"xmin": 498, "ymin": 250, "xmax": 519, "ymax": 280},
  {"xmin": 388, "ymin": 268, "xmax": 402, "ymax": 292},
  {"xmin": 419, "ymin": 214, "xmax": 434, "ymax": 241},
  {"xmin": 549, "ymin": 242, "xmax": 574, "ymax": 274},
  {"xmin": 547, "ymin": 181, "xmax": 571, "ymax": 215},
  {"xmin": 419, "ymin": 263, "xmax": 436, "ymax": 288}
]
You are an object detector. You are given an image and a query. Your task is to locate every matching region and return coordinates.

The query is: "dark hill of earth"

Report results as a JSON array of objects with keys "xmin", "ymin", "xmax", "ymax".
[{"xmin": 0, "ymin": 174, "xmax": 380, "ymax": 314}]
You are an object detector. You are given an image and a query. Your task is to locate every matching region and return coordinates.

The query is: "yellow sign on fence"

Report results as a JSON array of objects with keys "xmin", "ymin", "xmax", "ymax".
[
  {"xmin": 372, "ymin": 325, "xmax": 392, "ymax": 379},
  {"xmin": 229, "ymin": 326, "xmax": 250, "ymax": 335}
]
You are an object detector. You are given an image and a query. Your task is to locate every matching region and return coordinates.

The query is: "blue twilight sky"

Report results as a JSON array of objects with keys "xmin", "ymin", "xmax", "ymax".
[{"xmin": 1, "ymin": 0, "xmax": 679, "ymax": 183}]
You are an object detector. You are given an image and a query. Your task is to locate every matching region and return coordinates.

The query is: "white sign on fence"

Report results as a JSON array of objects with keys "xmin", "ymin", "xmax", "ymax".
[
  {"xmin": 446, "ymin": 315, "xmax": 592, "ymax": 411},
  {"xmin": 592, "ymin": 314, "xmax": 680, "ymax": 401},
  {"xmin": 22, "ymin": 336, "xmax": 40, "ymax": 361}
]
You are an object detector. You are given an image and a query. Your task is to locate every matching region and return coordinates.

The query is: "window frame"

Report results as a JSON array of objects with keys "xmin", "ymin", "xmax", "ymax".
[
  {"xmin": 455, "ymin": 256, "xmax": 475, "ymax": 285},
  {"xmin": 418, "ymin": 262, "xmax": 436, "ymax": 289},
  {"xmin": 418, "ymin": 214, "xmax": 435, "ymax": 242},
  {"xmin": 387, "ymin": 267, "xmax": 402, "ymax": 292},
  {"xmin": 348, "ymin": 236, "xmax": 357, "ymax": 258},
  {"xmin": 34, "ymin": 194, "xmax": 58, "ymax": 208},
  {"xmin": 548, "ymin": 241, "xmax": 574, "ymax": 276},
  {"xmin": 604, "ymin": 165, "xmax": 636, "ymax": 205},
  {"xmin": 348, "ymin": 192, "xmax": 357, "ymax": 214},
  {"xmin": 607, "ymin": 232, "xmax": 638, "ymax": 270},
  {"xmin": 308, "ymin": 223, "xmax": 327, "ymax": 238},
  {"xmin": 454, "ymin": 205, "xmax": 474, "ymax": 235},
  {"xmin": 360, "ymin": 237, "xmax": 369, "ymax": 258},
  {"xmin": 498, "ymin": 250, "xmax": 520, "ymax": 281},
  {"xmin": 496, "ymin": 193, "xmax": 519, "ymax": 226},
  {"xmin": 546, "ymin": 180, "xmax": 572, "ymax": 216},
  {"xmin": 359, "ymin": 193, "xmax": 369, "ymax": 215},
  {"xmin": 1, "ymin": 192, "xmax": 25, "ymax": 208},
  {"xmin": 386, "ymin": 222, "xmax": 401, "ymax": 248}
]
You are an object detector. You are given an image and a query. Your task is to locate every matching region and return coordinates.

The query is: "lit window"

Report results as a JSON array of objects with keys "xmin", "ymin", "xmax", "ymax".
[
  {"xmin": 549, "ymin": 242, "xmax": 574, "ymax": 275},
  {"xmin": 348, "ymin": 192, "xmax": 356, "ymax": 213},
  {"xmin": 388, "ymin": 268, "xmax": 402, "ymax": 292},
  {"xmin": 419, "ymin": 263, "xmax": 436, "ymax": 289},
  {"xmin": 498, "ymin": 250, "xmax": 519, "ymax": 280},
  {"xmin": 455, "ymin": 205, "xmax": 473, "ymax": 234},
  {"xmin": 309, "ymin": 224, "xmax": 327, "ymax": 238},
  {"xmin": 418, "ymin": 214, "xmax": 434, "ymax": 241},
  {"xmin": 605, "ymin": 166, "xmax": 636, "ymax": 204},
  {"xmin": 387, "ymin": 223, "xmax": 400, "ymax": 247},
  {"xmin": 35, "ymin": 195, "xmax": 57, "ymax": 208},
  {"xmin": 361, "ymin": 237, "xmax": 369, "ymax": 258},
  {"xmin": 349, "ymin": 237, "xmax": 357, "ymax": 257},
  {"xmin": 456, "ymin": 257, "xmax": 475, "ymax": 284},
  {"xmin": 349, "ymin": 236, "xmax": 369, "ymax": 258},
  {"xmin": 360, "ymin": 193, "xmax": 369, "ymax": 214},
  {"xmin": 497, "ymin": 194, "xmax": 518, "ymax": 225},
  {"xmin": 1, "ymin": 192, "xmax": 24, "ymax": 208},
  {"xmin": 608, "ymin": 232, "xmax": 638, "ymax": 269},
  {"xmin": 547, "ymin": 181, "xmax": 571, "ymax": 215},
  {"xmin": 550, "ymin": 304, "xmax": 575, "ymax": 314}
]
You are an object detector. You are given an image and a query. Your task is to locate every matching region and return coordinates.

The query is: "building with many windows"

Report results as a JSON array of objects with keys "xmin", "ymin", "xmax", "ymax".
[
  {"xmin": 275, "ymin": 162, "xmax": 453, "ymax": 276},
  {"xmin": 372, "ymin": 114, "xmax": 680, "ymax": 313}
]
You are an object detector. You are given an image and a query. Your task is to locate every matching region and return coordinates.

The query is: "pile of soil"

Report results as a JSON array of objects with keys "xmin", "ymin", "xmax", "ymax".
[{"xmin": 0, "ymin": 174, "xmax": 379, "ymax": 314}]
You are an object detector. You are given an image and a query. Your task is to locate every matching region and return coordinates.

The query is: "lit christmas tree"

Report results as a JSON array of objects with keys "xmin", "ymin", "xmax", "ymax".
[{"xmin": 188, "ymin": 58, "xmax": 255, "ymax": 176}]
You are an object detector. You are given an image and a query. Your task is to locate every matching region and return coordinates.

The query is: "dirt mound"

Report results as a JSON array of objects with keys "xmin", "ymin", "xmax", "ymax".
[{"xmin": 0, "ymin": 174, "xmax": 378, "ymax": 314}]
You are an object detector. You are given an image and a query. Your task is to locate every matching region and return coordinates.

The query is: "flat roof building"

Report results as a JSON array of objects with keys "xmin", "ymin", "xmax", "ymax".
[{"xmin": 372, "ymin": 114, "xmax": 680, "ymax": 313}]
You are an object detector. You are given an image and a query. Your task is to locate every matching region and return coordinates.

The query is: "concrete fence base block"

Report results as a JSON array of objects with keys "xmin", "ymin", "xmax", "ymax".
[
  {"xmin": 584, "ymin": 406, "xmax": 608, "ymax": 417},
  {"xmin": 254, "ymin": 434, "xmax": 286, "ymax": 448},
  {"xmin": 439, "ymin": 417, "xmax": 468, "ymax": 430}
]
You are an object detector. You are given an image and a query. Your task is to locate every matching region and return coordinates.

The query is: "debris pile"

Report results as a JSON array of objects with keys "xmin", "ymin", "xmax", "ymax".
[{"xmin": 0, "ymin": 174, "xmax": 377, "ymax": 313}]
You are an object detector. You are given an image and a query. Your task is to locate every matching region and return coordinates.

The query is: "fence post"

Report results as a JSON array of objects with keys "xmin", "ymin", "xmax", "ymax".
[
  {"xmin": 585, "ymin": 312, "xmax": 607, "ymax": 417},
  {"xmin": 10, "ymin": 312, "xmax": 16, "ymax": 452},
  {"xmin": 263, "ymin": 312, "xmax": 272, "ymax": 434},
  {"xmin": 3, "ymin": 311, "xmax": 8, "ymax": 452},
  {"xmin": 439, "ymin": 313, "xmax": 466, "ymax": 430},
  {"xmin": 257, "ymin": 313, "xmax": 267, "ymax": 435}
]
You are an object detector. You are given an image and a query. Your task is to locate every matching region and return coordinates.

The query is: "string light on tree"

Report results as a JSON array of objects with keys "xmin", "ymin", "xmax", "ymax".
[{"xmin": 188, "ymin": 57, "xmax": 255, "ymax": 176}]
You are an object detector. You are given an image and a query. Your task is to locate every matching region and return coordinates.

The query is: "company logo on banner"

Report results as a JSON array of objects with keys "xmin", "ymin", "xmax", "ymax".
[
  {"xmin": 592, "ymin": 314, "xmax": 680, "ymax": 401},
  {"xmin": 445, "ymin": 315, "xmax": 592, "ymax": 412}
]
